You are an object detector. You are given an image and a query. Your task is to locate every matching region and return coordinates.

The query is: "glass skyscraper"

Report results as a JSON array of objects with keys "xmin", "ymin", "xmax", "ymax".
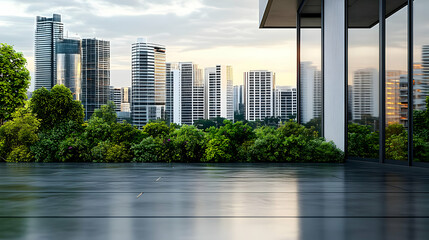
[
  {"xmin": 131, "ymin": 38, "xmax": 166, "ymax": 128},
  {"xmin": 56, "ymin": 38, "xmax": 82, "ymax": 101},
  {"xmin": 81, "ymin": 38, "xmax": 110, "ymax": 120},
  {"xmin": 34, "ymin": 14, "xmax": 63, "ymax": 90}
]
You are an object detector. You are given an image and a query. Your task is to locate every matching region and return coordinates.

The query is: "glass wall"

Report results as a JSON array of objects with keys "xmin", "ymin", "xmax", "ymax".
[
  {"xmin": 347, "ymin": 3, "xmax": 380, "ymax": 160},
  {"xmin": 385, "ymin": 1, "xmax": 408, "ymax": 162},
  {"xmin": 299, "ymin": 10, "xmax": 322, "ymax": 136},
  {"xmin": 413, "ymin": 0, "xmax": 429, "ymax": 163}
]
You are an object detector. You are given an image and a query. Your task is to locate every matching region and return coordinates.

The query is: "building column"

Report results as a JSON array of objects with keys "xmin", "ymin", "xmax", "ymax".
[{"xmin": 323, "ymin": 0, "xmax": 346, "ymax": 151}]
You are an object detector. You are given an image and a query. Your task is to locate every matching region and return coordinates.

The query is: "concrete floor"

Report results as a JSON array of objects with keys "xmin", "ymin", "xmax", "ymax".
[{"xmin": 0, "ymin": 162, "xmax": 428, "ymax": 240}]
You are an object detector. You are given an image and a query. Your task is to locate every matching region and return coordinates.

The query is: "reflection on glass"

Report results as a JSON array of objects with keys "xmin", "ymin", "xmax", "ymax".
[{"xmin": 413, "ymin": 0, "xmax": 429, "ymax": 163}]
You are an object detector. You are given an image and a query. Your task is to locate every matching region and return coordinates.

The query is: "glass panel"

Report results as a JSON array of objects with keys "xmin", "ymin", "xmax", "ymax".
[
  {"xmin": 347, "ymin": 2, "xmax": 380, "ymax": 160},
  {"xmin": 386, "ymin": 2, "xmax": 408, "ymax": 161},
  {"xmin": 413, "ymin": 0, "xmax": 429, "ymax": 163},
  {"xmin": 300, "ymin": 27, "xmax": 322, "ymax": 135}
]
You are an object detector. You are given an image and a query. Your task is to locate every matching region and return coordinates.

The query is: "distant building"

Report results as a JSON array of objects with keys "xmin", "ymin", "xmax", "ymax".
[
  {"xmin": 109, "ymin": 87, "xmax": 121, "ymax": 111},
  {"xmin": 180, "ymin": 62, "xmax": 205, "ymax": 125},
  {"xmin": 386, "ymin": 70, "xmax": 406, "ymax": 125},
  {"xmin": 274, "ymin": 86, "xmax": 297, "ymax": 121},
  {"xmin": 56, "ymin": 38, "xmax": 82, "ymax": 100},
  {"xmin": 81, "ymin": 38, "xmax": 110, "ymax": 120},
  {"xmin": 205, "ymin": 65, "xmax": 234, "ymax": 120},
  {"xmin": 300, "ymin": 62, "xmax": 322, "ymax": 123},
  {"xmin": 166, "ymin": 63, "xmax": 181, "ymax": 124},
  {"xmin": 131, "ymin": 38, "xmax": 166, "ymax": 128},
  {"xmin": 120, "ymin": 87, "xmax": 131, "ymax": 112},
  {"xmin": 34, "ymin": 14, "xmax": 63, "ymax": 90},
  {"xmin": 233, "ymin": 85, "xmax": 244, "ymax": 115},
  {"xmin": 352, "ymin": 68, "xmax": 379, "ymax": 121},
  {"xmin": 244, "ymin": 70, "xmax": 275, "ymax": 121}
]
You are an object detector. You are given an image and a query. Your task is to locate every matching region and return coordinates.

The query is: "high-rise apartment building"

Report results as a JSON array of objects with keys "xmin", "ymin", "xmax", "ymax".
[
  {"xmin": 109, "ymin": 87, "xmax": 122, "ymax": 111},
  {"xmin": 233, "ymin": 85, "xmax": 244, "ymax": 115},
  {"xmin": 34, "ymin": 14, "xmax": 63, "ymax": 90},
  {"xmin": 274, "ymin": 86, "xmax": 297, "ymax": 121},
  {"xmin": 81, "ymin": 38, "xmax": 110, "ymax": 120},
  {"xmin": 56, "ymin": 38, "xmax": 82, "ymax": 100},
  {"xmin": 179, "ymin": 62, "xmax": 205, "ymax": 125},
  {"xmin": 244, "ymin": 70, "xmax": 275, "ymax": 121},
  {"xmin": 120, "ymin": 87, "xmax": 131, "ymax": 112},
  {"xmin": 386, "ymin": 70, "xmax": 406, "ymax": 125},
  {"xmin": 131, "ymin": 38, "xmax": 166, "ymax": 128},
  {"xmin": 205, "ymin": 65, "xmax": 234, "ymax": 120},
  {"xmin": 166, "ymin": 63, "xmax": 181, "ymax": 124},
  {"xmin": 300, "ymin": 62, "xmax": 322, "ymax": 123},
  {"xmin": 352, "ymin": 68, "xmax": 379, "ymax": 121}
]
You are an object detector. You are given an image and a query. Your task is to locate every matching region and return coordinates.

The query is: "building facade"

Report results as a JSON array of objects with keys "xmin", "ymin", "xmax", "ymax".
[
  {"xmin": 81, "ymin": 38, "xmax": 110, "ymax": 120},
  {"xmin": 120, "ymin": 87, "xmax": 132, "ymax": 112},
  {"xmin": 205, "ymin": 65, "xmax": 234, "ymax": 120},
  {"xmin": 131, "ymin": 38, "xmax": 166, "ymax": 128},
  {"xmin": 179, "ymin": 62, "xmax": 205, "ymax": 125},
  {"xmin": 274, "ymin": 86, "xmax": 297, "ymax": 121},
  {"xmin": 56, "ymin": 38, "xmax": 82, "ymax": 100},
  {"xmin": 35, "ymin": 14, "xmax": 63, "ymax": 90},
  {"xmin": 300, "ymin": 62, "xmax": 322, "ymax": 123},
  {"xmin": 109, "ymin": 87, "xmax": 122, "ymax": 111},
  {"xmin": 233, "ymin": 85, "xmax": 244, "ymax": 115},
  {"xmin": 352, "ymin": 68, "xmax": 379, "ymax": 121},
  {"xmin": 244, "ymin": 70, "xmax": 275, "ymax": 121},
  {"xmin": 166, "ymin": 63, "xmax": 181, "ymax": 124}
]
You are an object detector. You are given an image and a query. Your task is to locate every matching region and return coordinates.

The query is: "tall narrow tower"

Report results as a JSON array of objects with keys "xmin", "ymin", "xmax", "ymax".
[
  {"xmin": 205, "ymin": 65, "xmax": 234, "ymax": 121},
  {"xmin": 131, "ymin": 38, "xmax": 166, "ymax": 128},
  {"xmin": 34, "ymin": 14, "xmax": 63, "ymax": 90}
]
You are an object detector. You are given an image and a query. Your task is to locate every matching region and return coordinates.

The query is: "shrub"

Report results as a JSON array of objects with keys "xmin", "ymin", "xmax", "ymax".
[
  {"xmin": 6, "ymin": 146, "xmax": 33, "ymax": 162},
  {"xmin": 132, "ymin": 137, "xmax": 162, "ymax": 162},
  {"xmin": 170, "ymin": 125, "xmax": 207, "ymax": 162},
  {"xmin": 204, "ymin": 135, "xmax": 232, "ymax": 163}
]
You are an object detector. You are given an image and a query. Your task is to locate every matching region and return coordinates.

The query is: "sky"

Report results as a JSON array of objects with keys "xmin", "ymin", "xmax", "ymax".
[{"xmin": 1, "ymin": 0, "xmax": 428, "ymax": 90}]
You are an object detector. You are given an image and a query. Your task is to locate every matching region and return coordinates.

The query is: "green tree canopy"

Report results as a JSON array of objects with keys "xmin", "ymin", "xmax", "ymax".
[
  {"xmin": 29, "ymin": 85, "xmax": 84, "ymax": 130},
  {"xmin": 0, "ymin": 43, "xmax": 31, "ymax": 125},
  {"xmin": 92, "ymin": 101, "xmax": 117, "ymax": 124}
]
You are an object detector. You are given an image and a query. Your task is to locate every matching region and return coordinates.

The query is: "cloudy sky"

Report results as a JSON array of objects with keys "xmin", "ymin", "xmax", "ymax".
[{"xmin": 1, "ymin": 0, "xmax": 428, "ymax": 91}]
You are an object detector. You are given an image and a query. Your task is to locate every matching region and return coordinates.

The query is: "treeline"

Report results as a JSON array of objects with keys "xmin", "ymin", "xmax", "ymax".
[{"xmin": 0, "ymin": 85, "xmax": 344, "ymax": 163}]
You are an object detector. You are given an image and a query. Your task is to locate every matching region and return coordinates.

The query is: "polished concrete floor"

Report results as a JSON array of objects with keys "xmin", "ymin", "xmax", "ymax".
[{"xmin": 0, "ymin": 161, "xmax": 428, "ymax": 240}]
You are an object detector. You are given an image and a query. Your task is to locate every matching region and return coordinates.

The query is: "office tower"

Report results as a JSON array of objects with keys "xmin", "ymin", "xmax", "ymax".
[
  {"xmin": 400, "ymin": 64, "xmax": 429, "ymax": 127},
  {"xmin": 179, "ymin": 62, "xmax": 205, "ymax": 125},
  {"xmin": 34, "ymin": 14, "xmax": 63, "ymax": 90},
  {"xmin": 244, "ymin": 70, "xmax": 275, "ymax": 121},
  {"xmin": 274, "ymin": 86, "xmax": 297, "ymax": 121},
  {"xmin": 81, "ymin": 38, "xmax": 110, "ymax": 120},
  {"xmin": 131, "ymin": 38, "xmax": 166, "ymax": 128},
  {"xmin": 109, "ymin": 87, "xmax": 122, "ymax": 111},
  {"xmin": 56, "ymin": 38, "xmax": 82, "ymax": 100},
  {"xmin": 300, "ymin": 62, "xmax": 322, "ymax": 123},
  {"xmin": 386, "ymin": 70, "xmax": 406, "ymax": 125},
  {"xmin": 120, "ymin": 87, "xmax": 131, "ymax": 112},
  {"xmin": 205, "ymin": 65, "xmax": 234, "ymax": 120},
  {"xmin": 233, "ymin": 85, "xmax": 244, "ymax": 115},
  {"xmin": 352, "ymin": 68, "xmax": 379, "ymax": 121},
  {"xmin": 166, "ymin": 63, "xmax": 181, "ymax": 124}
]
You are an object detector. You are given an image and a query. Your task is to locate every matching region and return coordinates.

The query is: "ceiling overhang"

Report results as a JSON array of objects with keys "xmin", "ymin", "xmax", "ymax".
[{"xmin": 259, "ymin": 0, "xmax": 408, "ymax": 29}]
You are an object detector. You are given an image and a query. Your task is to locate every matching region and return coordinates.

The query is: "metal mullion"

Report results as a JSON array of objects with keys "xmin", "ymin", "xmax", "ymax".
[
  {"xmin": 297, "ymin": 12, "xmax": 301, "ymax": 124},
  {"xmin": 344, "ymin": 0, "xmax": 349, "ymax": 161},
  {"xmin": 407, "ymin": 0, "xmax": 414, "ymax": 166},
  {"xmin": 379, "ymin": 0, "xmax": 386, "ymax": 164}
]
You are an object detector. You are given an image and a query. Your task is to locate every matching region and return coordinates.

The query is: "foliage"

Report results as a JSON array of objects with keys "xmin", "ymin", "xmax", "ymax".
[
  {"xmin": 92, "ymin": 101, "xmax": 117, "ymax": 124},
  {"xmin": 142, "ymin": 121, "xmax": 172, "ymax": 138},
  {"xmin": 0, "ymin": 43, "xmax": 31, "ymax": 125},
  {"xmin": 0, "ymin": 106, "xmax": 40, "ymax": 162},
  {"xmin": 29, "ymin": 85, "xmax": 84, "ymax": 130},
  {"xmin": 204, "ymin": 135, "xmax": 232, "ymax": 163},
  {"xmin": 132, "ymin": 137, "xmax": 162, "ymax": 162},
  {"xmin": 170, "ymin": 125, "xmax": 207, "ymax": 162}
]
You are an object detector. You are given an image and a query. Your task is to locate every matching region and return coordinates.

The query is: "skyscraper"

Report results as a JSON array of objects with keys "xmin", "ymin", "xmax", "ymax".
[
  {"xmin": 352, "ymin": 68, "xmax": 379, "ymax": 121},
  {"xmin": 56, "ymin": 38, "xmax": 82, "ymax": 100},
  {"xmin": 34, "ymin": 14, "xmax": 63, "ymax": 90},
  {"xmin": 205, "ymin": 65, "xmax": 234, "ymax": 120},
  {"xmin": 386, "ymin": 70, "xmax": 406, "ymax": 125},
  {"xmin": 244, "ymin": 70, "xmax": 275, "ymax": 121},
  {"xmin": 274, "ymin": 86, "xmax": 297, "ymax": 121},
  {"xmin": 131, "ymin": 38, "xmax": 166, "ymax": 128},
  {"xmin": 120, "ymin": 87, "xmax": 131, "ymax": 112},
  {"xmin": 109, "ymin": 87, "xmax": 122, "ymax": 111},
  {"xmin": 300, "ymin": 62, "xmax": 322, "ymax": 123},
  {"xmin": 166, "ymin": 63, "xmax": 181, "ymax": 124},
  {"xmin": 180, "ymin": 62, "xmax": 205, "ymax": 125},
  {"xmin": 81, "ymin": 38, "xmax": 110, "ymax": 120},
  {"xmin": 233, "ymin": 85, "xmax": 244, "ymax": 115}
]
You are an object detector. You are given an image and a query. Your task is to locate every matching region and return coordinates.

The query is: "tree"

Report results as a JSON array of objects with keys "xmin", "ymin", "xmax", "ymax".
[
  {"xmin": 29, "ymin": 85, "xmax": 84, "ymax": 130},
  {"xmin": 0, "ymin": 43, "xmax": 31, "ymax": 125},
  {"xmin": 0, "ymin": 105, "xmax": 40, "ymax": 162},
  {"xmin": 92, "ymin": 101, "xmax": 117, "ymax": 124}
]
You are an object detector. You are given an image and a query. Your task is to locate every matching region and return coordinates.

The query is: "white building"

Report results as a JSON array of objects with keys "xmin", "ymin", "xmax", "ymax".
[
  {"xmin": 131, "ymin": 38, "xmax": 166, "ymax": 128},
  {"xmin": 274, "ymin": 86, "xmax": 297, "ymax": 121},
  {"xmin": 35, "ymin": 14, "xmax": 63, "ymax": 90},
  {"xmin": 205, "ymin": 65, "xmax": 234, "ymax": 120},
  {"xmin": 300, "ymin": 62, "xmax": 322, "ymax": 124},
  {"xmin": 166, "ymin": 63, "xmax": 182, "ymax": 125},
  {"xmin": 120, "ymin": 87, "xmax": 131, "ymax": 112},
  {"xmin": 352, "ymin": 68, "xmax": 379, "ymax": 121},
  {"xmin": 244, "ymin": 70, "xmax": 275, "ymax": 121}
]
